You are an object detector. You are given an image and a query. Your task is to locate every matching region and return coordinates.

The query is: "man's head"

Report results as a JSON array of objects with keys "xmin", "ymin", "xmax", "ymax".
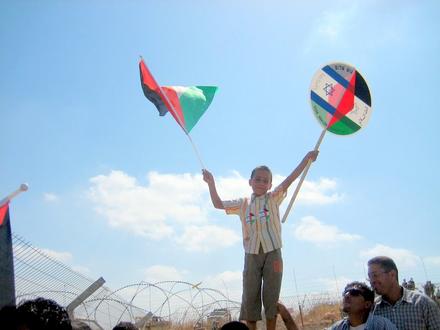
[
  {"xmin": 249, "ymin": 166, "xmax": 272, "ymax": 196},
  {"xmin": 367, "ymin": 256, "xmax": 399, "ymax": 296},
  {"xmin": 341, "ymin": 281, "xmax": 375, "ymax": 317},
  {"xmin": 16, "ymin": 297, "xmax": 72, "ymax": 330},
  {"xmin": 221, "ymin": 321, "xmax": 249, "ymax": 330}
]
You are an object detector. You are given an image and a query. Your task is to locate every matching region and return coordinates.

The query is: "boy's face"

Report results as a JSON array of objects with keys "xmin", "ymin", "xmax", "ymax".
[
  {"xmin": 342, "ymin": 287, "xmax": 371, "ymax": 314},
  {"xmin": 249, "ymin": 169, "xmax": 272, "ymax": 196}
]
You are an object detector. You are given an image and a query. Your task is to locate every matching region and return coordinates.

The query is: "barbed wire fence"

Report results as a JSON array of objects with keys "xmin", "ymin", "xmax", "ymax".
[
  {"xmin": 13, "ymin": 233, "xmax": 144, "ymax": 329},
  {"xmin": 11, "ymin": 232, "xmax": 440, "ymax": 330},
  {"xmin": 12, "ymin": 233, "xmax": 243, "ymax": 329}
]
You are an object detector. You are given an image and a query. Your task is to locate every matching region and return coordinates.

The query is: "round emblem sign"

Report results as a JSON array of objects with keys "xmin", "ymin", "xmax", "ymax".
[{"xmin": 310, "ymin": 62, "xmax": 372, "ymax": 135}]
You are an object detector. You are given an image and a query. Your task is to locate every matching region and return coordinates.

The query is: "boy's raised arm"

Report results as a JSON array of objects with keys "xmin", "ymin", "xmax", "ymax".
[
  {"xmin": 279, "ymin": 150, "xmax": 319, "ymax": 192},
  {"xmin": 202, "ymin": 169, "xmax": 225, "ymax": 210}
]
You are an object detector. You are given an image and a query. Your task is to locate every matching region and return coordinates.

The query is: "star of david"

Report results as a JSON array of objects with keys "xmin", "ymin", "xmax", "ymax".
[{"xmin": 323, "ymin": 83, "xmax": 335, "ymax": 96}]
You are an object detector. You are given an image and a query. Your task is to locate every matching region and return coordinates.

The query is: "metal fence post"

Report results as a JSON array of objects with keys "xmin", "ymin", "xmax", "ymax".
[{"xmin": 67, "ymin": 277, "xmax": 106, "ymax": 318}]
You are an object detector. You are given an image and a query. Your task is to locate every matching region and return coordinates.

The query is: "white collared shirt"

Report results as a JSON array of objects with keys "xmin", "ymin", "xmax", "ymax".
[{"xmin": 223, "ymin": 185, "xmax": 286, "ymax": 254}]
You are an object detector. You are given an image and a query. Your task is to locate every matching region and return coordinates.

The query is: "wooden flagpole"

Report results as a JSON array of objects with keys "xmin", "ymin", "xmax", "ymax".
[
  {"xmin": 161, "ymin": 92, "xmax": 206, "ymax": 169},
  {"xmin": 0, "ymin": 184, "xmax": 28, "ymax": 208}
]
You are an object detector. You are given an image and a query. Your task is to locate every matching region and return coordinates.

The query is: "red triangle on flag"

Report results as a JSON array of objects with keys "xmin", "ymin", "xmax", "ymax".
[
  {"xmin": 327, "ymin": 71, "xmax": 356, "ymax": 128},
  {"xmin": 0, "ymin": 203, "xmax": 9, "ymax": 226}
]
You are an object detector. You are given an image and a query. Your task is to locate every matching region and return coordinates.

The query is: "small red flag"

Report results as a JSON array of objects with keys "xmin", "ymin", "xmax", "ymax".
[{"xmin": 0, "ymin": 203, "xmax": 9, "ymax": 226}]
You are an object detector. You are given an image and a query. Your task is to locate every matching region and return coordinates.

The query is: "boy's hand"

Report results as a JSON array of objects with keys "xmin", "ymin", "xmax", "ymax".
[
  {"xmin": 202, "ymin": 169, "xmax": 224, "ymax": 209},
  {"xmin": 202, "ymin": 169, "xmax": 214, "ymax": 185},
  {"xmin": 306, "ymin": 150, "xmax": 319, "ymax": 162}
]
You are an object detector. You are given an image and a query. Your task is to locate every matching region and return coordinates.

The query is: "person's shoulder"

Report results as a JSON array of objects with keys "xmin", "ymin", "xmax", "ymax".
[
  {"xmin": 223, "ymin": 197, "xmax": 248, "ymax": 215},
  {"xmin": 403, "ymin": 288, "xmax": 440, "ymax": 313},
  {"xmin": 223, "ymin": 197, "xmax": 246, "ymax": 206},
  {"xmin": 370, "ymin": 315, "xmax": 397, "ymax": 328},
  {"xmin": 269, "ymin": 185, "xmax": 287, "ymax": 200},
  {"xmin": 223, "ymin": 194, "xmax": 247, "ymax": 202},
  {"xmin": 327, "ymin": 318, "xmax": 347, "ymax": 330}
]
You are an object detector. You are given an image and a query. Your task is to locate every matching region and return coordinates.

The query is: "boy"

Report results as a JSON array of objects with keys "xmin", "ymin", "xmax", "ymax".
[{"xmin": 202, "ymin": 150, "xmax": 318, "ymax": 330}]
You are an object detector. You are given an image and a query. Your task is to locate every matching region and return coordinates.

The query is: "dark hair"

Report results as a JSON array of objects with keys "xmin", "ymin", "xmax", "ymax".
[
  {"xmin": 343, "ymin": 281, "xmax": 375, "ymax": 302},
  {"xmin": 368, "ymin": 256, "xmax": 399, "ymax": 280},
  {"xmin": 221, "ymin": 321, "xmax": 250, "ymax": 330},
  {"xmin": 0, "ymin": 305, "xmax": 18, "ymax": 329},
  {"xmin": 113, "ymin": 321, "xmax": 138, "ymax": 330},
  {"xmin": 16, "ymin": 297, "xmax": 72, "ymax": 330},
  {"xmin": 250, "ymin": 165, "xmax": 272, "ymax": 180}
]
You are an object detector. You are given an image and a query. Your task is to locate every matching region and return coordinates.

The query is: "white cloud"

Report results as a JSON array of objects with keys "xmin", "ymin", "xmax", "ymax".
[
  {"xmin": 71, "ymin": 265, "xmax": 91, "ymax": 275},
  {"xmin": 40, "ymin": 248, "xmax": 72, "ymax": 263},
  {"xmin": 295, "ymin": 178, "xmax": 344, "ymax": 205},
  {"xmin": 205, "ymin": 171, "xmax": 342, "ymax": 206},
  {"xmin": 203, "ymin": 270, "xmax": 243, "ymax": 301},
  {"xmin": 317, "ymin": 9, "xmax": 354, "ymax": 41},
  {"xmin": 87, "ymin": 170, "xmax": 343, "ymax": 252},
  {"xmin": 215, "ymin": 171, "xmax": 251, "ymax": 200},
  {"xmin": 176, "ymin": 225, "xmax": 241, "ymax": 253},
  {"xmin": 294, "ymin": 216, "xmax": 361, "ymax": 245},
  {"xmin": 302, "ymin": 1, "xmax": 358, "ymax": 53},
  {"xmin": 13, "ymin": 243, "xmax": 91, "ymax": 275},
  {"xmin": 43, "ymin": 193, "xmax": 59, "ymax": 202},
  {"xmin": 39, "ymin": 248, "xmax": 91, "ymax": 274},
  {"xmin": 316, "ymin": 275, "xmax": 354, "ymax": 294},
  {"xmin": 87, "ymin": 170, "xmax": 207, "ymax": 239},
  {"xmin": 424, "ymin": 256, "xmax": 440, "ymax": 266},
  {"xmin": 360, "ymin": 244, "xmax": 420, "ymax": 268},
  {"xmin": 143, "ymin": 265, "xmax": 188, "ymax": 282},
  {"xmin": 303, "ymin": 1, "xmax": 408, "ymax": 54},
  {"xmin": 272, "ymin": 175, "xmax": 343, "ymax": 208}
]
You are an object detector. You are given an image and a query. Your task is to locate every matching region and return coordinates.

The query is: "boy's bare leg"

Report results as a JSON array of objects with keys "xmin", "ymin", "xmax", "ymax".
[
  {"xmin": 266, "ymin": 317, "xmax": 276, "ymax": 330},
  {"xmin": 246, "ymin": 321, "xmax": 257, "ymax": 330}
]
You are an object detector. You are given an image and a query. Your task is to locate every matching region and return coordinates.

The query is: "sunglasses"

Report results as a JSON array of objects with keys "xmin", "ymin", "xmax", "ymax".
[{"xmin": 343, "ymin": 288, "xmax": 364, "ymax": 297}]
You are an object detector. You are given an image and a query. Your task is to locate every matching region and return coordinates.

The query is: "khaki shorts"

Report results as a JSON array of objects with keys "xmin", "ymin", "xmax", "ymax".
[{"xmin": 239, "ymin": 248, "xmax": 283, "ymax": 321}]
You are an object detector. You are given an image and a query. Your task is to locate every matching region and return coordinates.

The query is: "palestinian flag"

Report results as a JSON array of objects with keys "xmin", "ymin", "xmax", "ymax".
[
  {"xmin": 310, "ymin": 63, "xmax": 372, "ymax": 135},
  {"xmin": 139, "ymin": 58, "xmax": 218, "ymax": 133},
  {"xmin": 0, "ymin": 202, "xmax": 9, "ymax": 226},
  {"xmin": 0, "ymin": 202, "xmax": 16, "ymax": 307}
]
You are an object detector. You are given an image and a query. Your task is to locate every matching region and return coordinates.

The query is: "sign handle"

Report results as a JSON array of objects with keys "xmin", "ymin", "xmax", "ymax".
[{"xmin": 282, "ymin": 128, "xmax": 326, "ymax": 223}]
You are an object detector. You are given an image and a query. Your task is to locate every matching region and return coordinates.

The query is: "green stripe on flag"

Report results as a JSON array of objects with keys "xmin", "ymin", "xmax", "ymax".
[
  {"xmin": 180, "ymin": 86, "xmax": 217, "ymax": 132},
  {"xmin": 328, "ymin": 116, "xmax": 361, "ymax": 135}
]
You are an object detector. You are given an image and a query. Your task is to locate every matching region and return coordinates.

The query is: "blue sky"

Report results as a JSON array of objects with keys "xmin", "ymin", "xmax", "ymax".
[{"xmin": 1, "ymin": 0, "xmax": 439, "ymax": 304}]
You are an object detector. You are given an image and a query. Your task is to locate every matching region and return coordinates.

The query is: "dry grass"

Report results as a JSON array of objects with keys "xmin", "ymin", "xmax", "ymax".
[
  {"xmin": 165, "ymin": 302, "xmax": 342, "ymax": 330},
  {"xmin": 257, "ymin": 303, "xmax": 341, "ymax": 330},
  {"xmin": 293, "ymin": 302, "xmax": 341, "ymax": 330}
]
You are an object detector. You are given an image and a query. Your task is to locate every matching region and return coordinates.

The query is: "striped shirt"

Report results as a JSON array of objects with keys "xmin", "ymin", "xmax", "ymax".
[
  {"xmin": 223, "ymin": 186, "xmax": 286, "ymax": 254},
  {"xmin": 327, "ymin": 314, "xmax": 397, "ymax": 330},
  {"xmin": 372, "ymin": 287, "xmax": 440, "ymax": 330}
]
